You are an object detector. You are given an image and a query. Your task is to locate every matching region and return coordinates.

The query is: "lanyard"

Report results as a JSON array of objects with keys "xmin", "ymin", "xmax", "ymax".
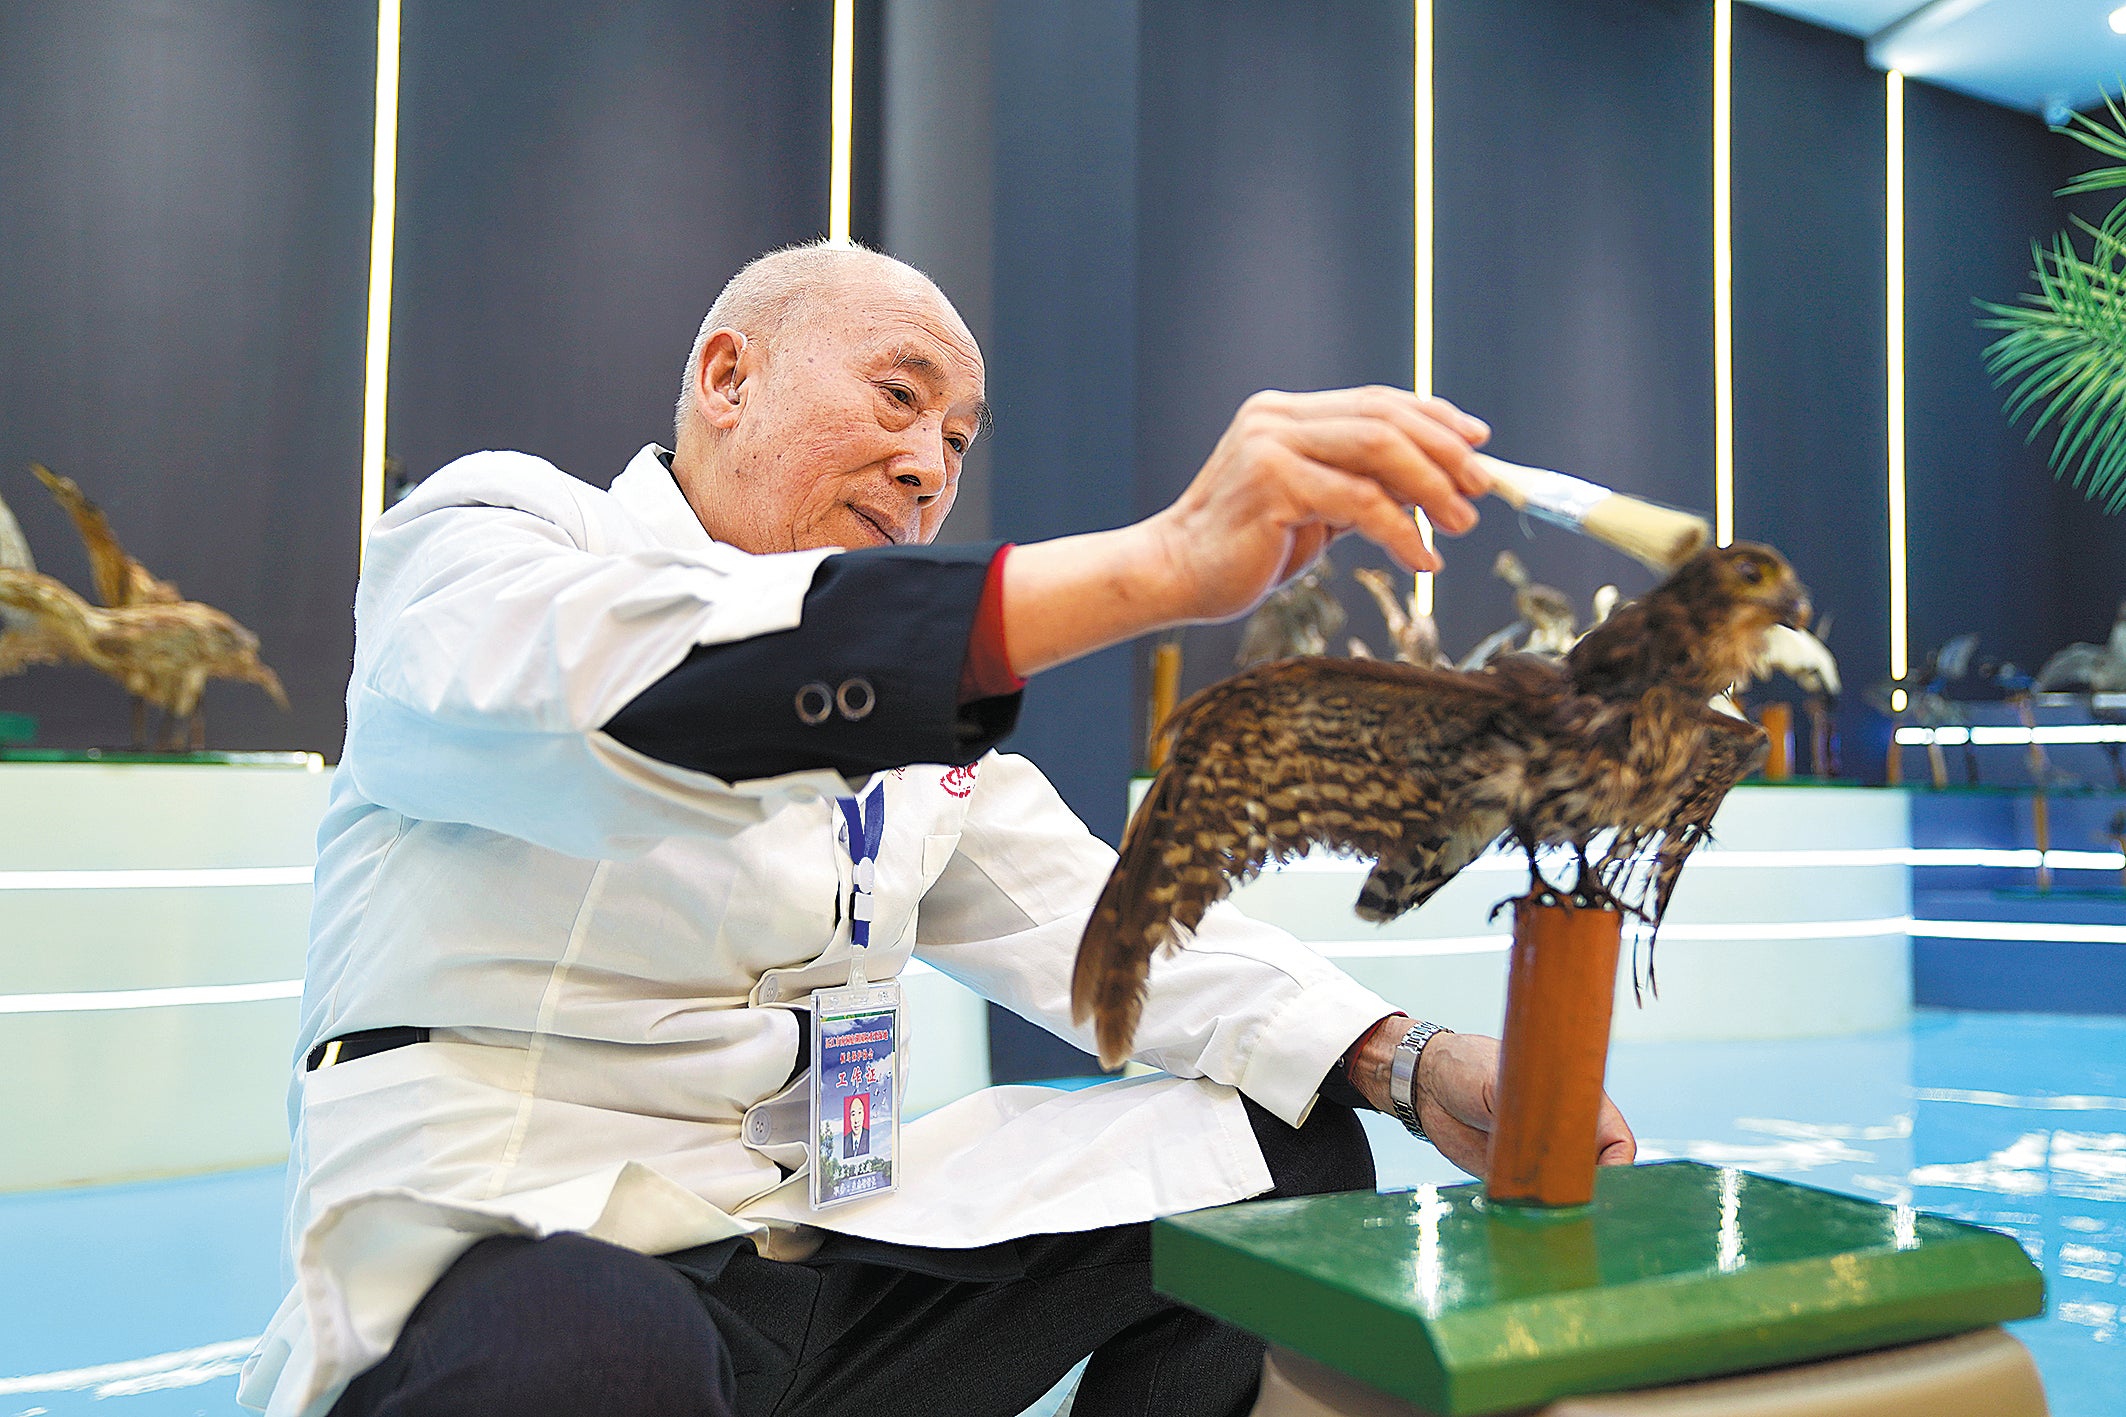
[{"xmin": 835, "ymin": 782, "xmax": 886, "ymax": 951}]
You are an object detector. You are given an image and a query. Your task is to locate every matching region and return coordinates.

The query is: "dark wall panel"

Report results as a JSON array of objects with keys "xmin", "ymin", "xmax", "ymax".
[
  {"xmin": 1433, "ymin": 0, "xmax": 1716, "ymax": 658},
  {"xmin": 1905, "ymin": 80, "xmax": 2109, "ymax": 678},
  {"xmin": 980, "ymin": 0, "xmax": 1140, "ymax": 1082},
  {"xmin": 387, "ymin": 1, "xmax": 832, "ymax": 488},
  {"xmin": 1731, "ymin": 6, "xmax": 1887, "ymax": 762},
  {"xmin": 0, "ymin": 1, "xmax": 373, "ymax": 752},
  {"xmin": 984, "ymin": 0, "xmax": 1140, "ymax": 849},
  {"xmin": 1134, "ymin": 0, "xmax": 1415, "ymax": 722}
]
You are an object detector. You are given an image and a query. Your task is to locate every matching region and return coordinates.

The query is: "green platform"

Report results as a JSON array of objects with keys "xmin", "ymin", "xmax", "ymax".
[
  {"xmin": 0, "ymin": 747, "xmax": 320, "ymax": 765},
  {"xmin": 1153, "ymin": 1160, "xmax": 2043, "ymax": 1415}
]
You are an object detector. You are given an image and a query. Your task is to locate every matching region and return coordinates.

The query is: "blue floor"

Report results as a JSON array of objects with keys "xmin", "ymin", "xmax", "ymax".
[{"xmin": 4, "ymin": 1011, "xmax": 2121, "ymax": 1416}]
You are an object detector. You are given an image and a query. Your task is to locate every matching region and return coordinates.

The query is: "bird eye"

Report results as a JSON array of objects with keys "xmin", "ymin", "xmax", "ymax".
[{"xmin": 1736, "ymin": 559, "xmax": 1762, "ymax": 584}]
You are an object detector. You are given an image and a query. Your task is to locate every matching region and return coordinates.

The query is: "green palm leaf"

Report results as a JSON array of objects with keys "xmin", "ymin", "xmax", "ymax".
[{"xmin": 1979, "ymin": 94, "xmax": 2126, "ymax": 513}]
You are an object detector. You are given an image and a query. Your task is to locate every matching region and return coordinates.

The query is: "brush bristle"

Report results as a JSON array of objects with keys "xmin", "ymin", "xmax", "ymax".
[{"xmin": 1580, "ymin": 496, "xmax": 1710, "ymax": 574}]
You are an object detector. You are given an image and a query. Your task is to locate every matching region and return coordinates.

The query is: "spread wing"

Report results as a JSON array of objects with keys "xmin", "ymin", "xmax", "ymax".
[
  {"xmin": 1071, "ymin": 656, "xmax": 1543, "ymax": 1068},
  {"xmin": 0, "ymin": 486, "xmax": 35, "ymax": 636},
  {"xmin": 1642, "ymin": 706, "xmax": 1767, "ymax": 922},
  {"xmin": 1592, "ymin": 702, "xmax": 1767, "ymax": 998}
]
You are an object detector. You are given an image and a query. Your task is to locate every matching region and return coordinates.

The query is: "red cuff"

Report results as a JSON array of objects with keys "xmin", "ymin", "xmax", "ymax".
[{"xmin": 957, "ymin": 544, "xmax": 1026, "ymax": 704}]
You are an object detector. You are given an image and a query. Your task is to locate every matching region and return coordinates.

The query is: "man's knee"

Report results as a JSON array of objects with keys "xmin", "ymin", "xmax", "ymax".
[
  {"xmin": 338, "ymin": 1232, "xmax": 735, "ymax": 1417},
  {"xmin": 1245, "ymin": 1096, "xmax": 1377, "ymax": 1199}
]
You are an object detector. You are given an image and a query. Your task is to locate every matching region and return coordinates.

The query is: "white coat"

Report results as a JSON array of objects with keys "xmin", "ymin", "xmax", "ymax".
[{"xmin": 238, "ymin": 445, "xmax": 1398, "ymax": 1417}]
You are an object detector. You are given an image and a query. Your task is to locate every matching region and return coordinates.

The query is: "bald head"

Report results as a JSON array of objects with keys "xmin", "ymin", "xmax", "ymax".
[
  {"xmin": 666, "ymin": 241, "xmax": 987, "ymax": 554},
  {"xmin": 675, "ymin": 242, "xmax": 972, "ymax": 443}
]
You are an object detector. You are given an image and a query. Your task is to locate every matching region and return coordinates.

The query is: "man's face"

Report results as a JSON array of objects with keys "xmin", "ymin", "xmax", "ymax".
[{"xmin": 701, "ymin": 271, "xmax": 986, "ymax": 554}]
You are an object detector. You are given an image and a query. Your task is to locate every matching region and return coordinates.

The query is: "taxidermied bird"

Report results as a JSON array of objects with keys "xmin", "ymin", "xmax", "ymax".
[
  {"xmin": 1351, "ymin": 566, "xmax": 1447, "ymax": 667},
  {"xmin": 28, "ymin": 463, "xmax": 181, "ymax": 609},
  {"xmin": 0, "ymin": 484, "xmax": 35, "ymax": 628},
  {"xmin": 2036, "ymin": 600, "xmax": 2126, "ymax": 693},
  {"xmin": 1872, "ymin": 634, "xmax": 1980, "ymax": 788},
  {"xmin": 1456, "ymin": 619, "xmax": 1528, "ymax": 673},
  {"xmin": 1072, "ymin": 542, "xmax": 1809, "ymax": 1068},
  {"xmin": 1235, "ymin": 561, "xmax": 1345, "ymax": 667},
  {"xmin": 0, "ymin": 484, "xmax": 65, "ymax": 671},
  {"xmin": 1493, "ymin": 550, "xmax": 1578, "ymax": 657},
  {"xmin": 0, "ymin": 569, "xmax": 287, "ymax": 750}
]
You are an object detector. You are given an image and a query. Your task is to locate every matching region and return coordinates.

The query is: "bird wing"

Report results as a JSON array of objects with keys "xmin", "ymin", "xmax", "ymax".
[
  {"xmin": 1071, "ymin": 656, "xmax": 1532, "ymax": 1067},
  {"xmin": 1604, "ymin": 700, "xmax": 1767, "ymax": 930},
  {"xmin": 30, "ymin": 464, "xmax": 178, "ymax": 608},
  {"xmin": 0, "ymin": 488, "xmax": 35, "ymax": 635},
  {"xmin": 1458, "ymin": 620, "xmax": 1527, "ymax": 672}
]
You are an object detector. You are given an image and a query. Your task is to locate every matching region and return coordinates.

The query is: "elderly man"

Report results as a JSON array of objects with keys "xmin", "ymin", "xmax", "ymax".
[{"xmin": 240, "ymin": 243, "xmax": 1633, "ymax": 1417}]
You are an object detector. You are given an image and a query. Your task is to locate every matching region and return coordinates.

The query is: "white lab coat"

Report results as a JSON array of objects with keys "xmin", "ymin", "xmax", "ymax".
[{"xmin": 238, "ymin": 445, "xmax": 1397, "ymax": 1417}]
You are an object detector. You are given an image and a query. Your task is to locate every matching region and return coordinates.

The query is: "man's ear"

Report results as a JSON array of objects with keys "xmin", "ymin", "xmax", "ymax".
[{"xmin": 696, "ymin": 329, "xmax": 749, "ymax": 430}]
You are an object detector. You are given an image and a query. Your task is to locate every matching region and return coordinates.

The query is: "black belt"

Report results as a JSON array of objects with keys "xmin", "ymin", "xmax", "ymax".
[{"xmin": 305, "ymin": 1026, "xmax": 431, "ymax": 1072}]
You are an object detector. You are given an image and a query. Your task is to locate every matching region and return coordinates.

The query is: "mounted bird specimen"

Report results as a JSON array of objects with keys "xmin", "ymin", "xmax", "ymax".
[
  {"xmin": 0, "ymin": 485, "xmax": 66, "ymax": 676},
  {"xmin": 1872, "ymin": 634, "xmax": 1980, "ymax": 788},
  {"xmin": 0, "ymin": 465, "xmax": 286, "ymax": 750},
  {"xmin": 1493, "ymin": 550, "xmax": 1578, "ymax": 657},
  {"xmin": 1235, "ymin": 560, "xmax": 1345, "ymax": 668},
  {"xmin": 0, "ymin": 571, "xmax": 286, "ymax": 749},
  {"xmin": 1072, "ymin": 543, "xmax": 1809, "ymax": 1068},
  {"xmin": 2035, "ymin": 600, "xmax": 2126, "ymax": 694},
  {"xmin": 1351, "ymin": 566, "xmax": 1447, "ymax": 668}
]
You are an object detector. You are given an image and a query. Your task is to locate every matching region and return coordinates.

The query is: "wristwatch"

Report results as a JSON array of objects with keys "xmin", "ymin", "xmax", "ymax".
[{"xmin": 1389, "ymin": 1020, "xmax": 1451, "ymax": 1141}]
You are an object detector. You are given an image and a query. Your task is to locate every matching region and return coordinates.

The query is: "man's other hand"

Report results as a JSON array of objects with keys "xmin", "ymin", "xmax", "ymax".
[{"xmin": 1349, "ymin": 1022, "xmax": 1637, "ymax": 1179}]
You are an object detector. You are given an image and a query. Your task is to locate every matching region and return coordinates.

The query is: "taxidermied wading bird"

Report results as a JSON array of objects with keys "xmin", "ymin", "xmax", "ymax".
[
  {"xmin": 0, "ymin": 569, "xmax": 287, "ymax": 748},
  {"xmin": 1072, "ymin": 543, "xmax": 1810, "ymax": 1068}
]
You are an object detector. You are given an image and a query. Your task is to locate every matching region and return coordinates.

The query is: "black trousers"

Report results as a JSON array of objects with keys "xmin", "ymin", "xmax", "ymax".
[{"xmin": 330, "ymin": 1096, "xmax": 1375, "ymax": 1417}]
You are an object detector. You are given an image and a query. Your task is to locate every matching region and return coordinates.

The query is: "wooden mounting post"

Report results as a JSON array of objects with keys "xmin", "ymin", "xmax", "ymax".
[
  {"xmin": 1486, "ymin": 896, "xmax": 1623, "ymax": 1208},
  {"xmin": 1758, "ymin": 702, "xmax": 1793, "ymax": 780}
]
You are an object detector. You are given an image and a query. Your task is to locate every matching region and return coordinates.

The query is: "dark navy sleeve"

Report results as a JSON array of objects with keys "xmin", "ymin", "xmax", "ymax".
[{"xmin": 600, "ymin": 541, "xmax": 1022, "ymax": 781}]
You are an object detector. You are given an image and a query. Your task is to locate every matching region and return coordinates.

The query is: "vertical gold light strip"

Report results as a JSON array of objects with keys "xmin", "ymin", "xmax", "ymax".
[
  {"xmin": 829, "ymin": 0, "xmax": 856, "ymax": 244},
  {"xmin": 1713, "ymin": 0, "xmax": 1734, "ymax": 546},
  {"xmin": 1886, "ymin": 70, "xmax": 1908, "ymax": 694},
  {"xmin": 1413, "ymin": 0, "xmax": 1436, "ymax": 617},
  {"xmin": 358, "ymin": 0, "xmax": 402, "ymax": 564}
]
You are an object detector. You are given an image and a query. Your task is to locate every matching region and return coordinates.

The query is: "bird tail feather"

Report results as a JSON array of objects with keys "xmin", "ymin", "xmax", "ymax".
[{"xmin": 1073, "ymin": 760, "xmax": 1188, "ymax": 1070}]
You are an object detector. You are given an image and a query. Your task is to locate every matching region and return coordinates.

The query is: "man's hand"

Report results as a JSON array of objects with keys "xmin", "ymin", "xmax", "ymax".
[
  {"xmin": 1346, "ymin": 1018, "xmax": 1636, "ymax": 1179},
  {"xmin": 1146, "ymin": 388, "xmax": 1492, "ymax": 624},
  {"xmin": 998, "ymin": 388, "xmax": 1493, "ymax": 678}
]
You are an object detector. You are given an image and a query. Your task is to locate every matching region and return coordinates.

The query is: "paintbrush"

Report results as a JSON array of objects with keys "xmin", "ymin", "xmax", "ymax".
[{"xmin": 1474, "ymin": 453, "xmax": 1711, "ymax": 574}]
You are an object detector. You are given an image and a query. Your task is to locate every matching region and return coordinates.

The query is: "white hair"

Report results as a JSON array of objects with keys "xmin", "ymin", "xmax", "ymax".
[{"xmin": 673, "ymin": 240, "xmax": 949, "ymax": 443}]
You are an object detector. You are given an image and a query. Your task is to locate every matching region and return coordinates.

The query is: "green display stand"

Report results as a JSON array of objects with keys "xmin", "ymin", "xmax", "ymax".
[
  {"xmin": 1154, "ymin": 1160, "xmax": 2042, "ymax": 1416},
  {"xmin": 0, "ymin": 711, "xmax": 33, "ymax": 746},
  {"xmin": 0, "ymin": 746, "xmax": 319, "ymax": 765}
]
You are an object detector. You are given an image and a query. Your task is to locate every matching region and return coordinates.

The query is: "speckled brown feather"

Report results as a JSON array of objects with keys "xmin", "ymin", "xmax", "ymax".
[{"xmin": 1073, "ymin": 543, "xmax": 1804, "ymax": 1069}]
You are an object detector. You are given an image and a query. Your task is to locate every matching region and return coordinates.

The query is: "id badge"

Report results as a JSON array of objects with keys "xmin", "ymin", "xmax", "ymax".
[{"xmin": 809, "ymin": 979, "xmax": 901, "ymax": 1209}]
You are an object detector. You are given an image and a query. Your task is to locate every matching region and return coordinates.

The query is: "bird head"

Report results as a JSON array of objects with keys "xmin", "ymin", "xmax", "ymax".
[
  {"xmin": 1578, "ymin": 542, "xmax": 1809, "ymax": 699},
  {"xmin": 1685, "ymin": 543, "xmax": 1810, "ymax": 690},
  {"xmin": 1660, "ymin": 542, "xmax": 1805, "ymax": 624}
]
